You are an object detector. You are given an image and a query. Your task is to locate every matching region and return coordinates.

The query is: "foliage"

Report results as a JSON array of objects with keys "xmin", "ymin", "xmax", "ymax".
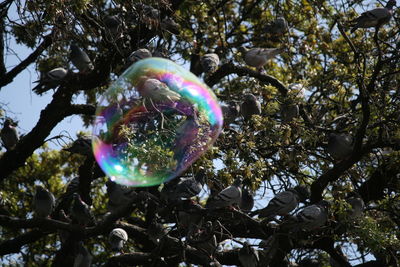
[{"xmin": 0, "ymin": 0, "xmax": 400, "ymax": 266}]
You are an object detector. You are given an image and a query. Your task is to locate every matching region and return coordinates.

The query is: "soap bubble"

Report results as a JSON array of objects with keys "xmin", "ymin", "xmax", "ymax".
[{"xmin": 92, "ymin": 58, "xmax": 223, "ymax": 187}]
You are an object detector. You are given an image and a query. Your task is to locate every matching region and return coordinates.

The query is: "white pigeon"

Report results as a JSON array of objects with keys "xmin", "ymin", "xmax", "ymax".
[
  {"xmin": 240, "ymin": 47, "xmax": 283, "ymax": 71},
  {"xmin": 238, "ymin": 242, "xmax": 259, "ymax": 267},
  {"xmin": 33, "ymin": 185, "xmax": 55, "ymax": 218},
  {"xmin": 69, "ymin": 44, "xmax": 94, "ymax": 73},
  {"xmin": 137, "ymin": 78, "xmax": 181, "ymax": 104},
  {"xmin": 33, "ymin": 67, "xmax": 68, "ymax": 94},
  {"xmin": 128, "ymin": 48, "xmax": 152, "ymax": 63},
  {"xmin": 206, "ymin": 178, "xmax": 242, "ymax": 209},
  {"xmin": 201, "ymin": 53, "xmax": 220, "ymax": 73},
  {"xmin": 326, "ymin": 133, "xmax": 354, "ymax": 160},
  {"xmin": 351, "ymin": 0, "xmax": 396, "ymax": 33},
  {"xmin": 1, "ymin": 118, "xmax": 19, "ymax": 151},
  {"xmin": 74, "ymin": 242, "xmax": 92, "ymax": 267},
  {"xmin": 109, "ymin": 228, "xmax": 128, "ymax": 252},
  {"xmin": 257, "ymin": 185, "xmax": 310, "ymax": 219}
]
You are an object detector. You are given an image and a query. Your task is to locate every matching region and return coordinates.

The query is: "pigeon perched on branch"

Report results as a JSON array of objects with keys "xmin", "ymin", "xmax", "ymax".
[
  {"xmin": 206, "ymin": 178, "xmax": 242, "ymax": 209},
  {"xmin": 239, "ymin": 47, "xmax": 283, "ymax": 72},
  {"xmin": 201, "ymin": 53, "xmax": 220, "ymax": 73},
  {"xmin": 281, "ymin": 200, "xmax": 330, "ymax": 232},
  {"xmin": 70, "ymin": 193, "xmax": 95, "ymax": 227},
  {"xmin": 346, "ymin": 192, "xmax": 365, "ymax": 219},
  {"xmin": 106, "ymin": 180, "xmax": 136, "ymax": 211},
  {"xmin": 1, "ymin": 118, "xmax": 19, "ymax": 151},
  {"xmin": 33, "ymin": 185, "xmax": 55, "ymax": 218},
  {"xmin": 63, "ymin": 136, "xmax": 93, "ymax": 158},
  {"xmin": 239, "ymin": 188, "xmax": 254, "ymax": 213},
  {"xmin": 326, "ymin": 133, "xmax": 354, "ymax": 160},
  {"xmin": 241, "ymin": 94, "xmax": 261, "ymax": 121},
  {"xmin": 109, "ymin": 228, "xmax": 128, "ymax": 252},
  {"xmin": 74, "ymin": 242, "xmax": 92, "ymax": 267},
  {"xmin": 265, "ymin": 17, "xmax": 289, "ymax": 35},
  {"xmin": 256, "ymin": 185, "xmax": 310, "ymax": 219},
  {"xmin": 69, "ymin": 44, "xmax": 94, "ymax": 73},
  {"xmin": 350, "ymin": 0, "xmax": 396, "ymax": 33},
  {"xmin": 221, "ymin": 101, "xmax": 240, "ymax": 126},
  {"xmin": 32, "ymin": 67, "xmax": 68, "ymax": 94},
  {"xmin": 137, "ymin": 78, "xmax": 181, "ymax": 105},
  {"xmin": 238, "ymin": 242, "xmax": 259, "ymax": 267},
  {"xmin": 128, "ymin": 48, "xmax": 152, "ymax": 63}
]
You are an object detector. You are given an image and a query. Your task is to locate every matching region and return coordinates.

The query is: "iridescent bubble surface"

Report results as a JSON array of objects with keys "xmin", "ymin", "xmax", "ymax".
[{"xmin": 92, "ymin": 58, "xmax": 223, "ymax": 186}]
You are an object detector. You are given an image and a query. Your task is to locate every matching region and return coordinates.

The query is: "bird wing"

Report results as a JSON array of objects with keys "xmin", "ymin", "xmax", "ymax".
[
  {"xmin": 360, "ymin": 7, "xmax": 390, "ymax": 21},
  {"xmin": 259, "ymin": 191, "xmax": 296, "ymax": 217}
]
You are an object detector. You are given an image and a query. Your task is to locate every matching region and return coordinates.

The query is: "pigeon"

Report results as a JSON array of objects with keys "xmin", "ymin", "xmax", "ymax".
[
  {"xmin": 265, "ymin": 17, "xmax": 289, "ymax": 35},
  {"xmin": 346, "ymin": 192, "xmax": 365, "ymax": 219},
  {"xmin": 238, "ymin": 242, "xmax": 259, "ymax": 267},
  {"xmin": 326, "ymin": 133, "xmax": 354, "ymax": 160},
  {"xmin": 350, "ymin": 0, "xmax": 396, "ymax": 33},
  {"xmin": 281, "ymin": 200, "xmax": 330, "ymax": 232},
  {"xmin": 166, "ymin": 169, "xmax": 206, "ymax": 201},
  {"xmin": 32, "ymin": 67, "xmax": 68, "ymax": 94},
  {"xmin": 239, "ymin": 188, "xmax": 254, "ymax": 213},
  {"xmin": 128, "ymin": 48, "xmax": 152, "ymax": 63},
  {"xmin": 221, "ymin": 101, "xmax": 240, "ymax": 126},
  {"xmin": 69, "ymin": 44, "xmax": 94, "ymax": 73},
  {"xmin": 201, "ymin": 53, "xmax": 220, "ymax": 73},
  {"xmin": 1, "ymin": 118, "xmax": 19, "ymax": 151},
  {"xmin": 106, "ymin": 180, "xmax": 136, "ymax": 211},
  {"xmin": 147, "ymin": 218, "xmax": 167, "ymax": 243},
  {"xmin": 109, "ymin": 228, "xmax": 128, "ymax": 252},
  {"xmin": 58, "ymin": 209, "xmax": 71, "ymax": 244},
  {"xmin": 104, "ymin": 15, "xmax": 122, "ymax": 37},
  {"xmin": 74, "ymin": 242, "xmax": 92, "ymax": 267},
  {"xmin": 70, "ymin": 193, "xmax": 95, "ymax": 227},
  {"xmin": 63, "ymin": 136, "xmax": 93, "ymax": 157},
  {"xmin": 206, "ymin": 178, "xmax": 242, "ymax": 209},
  {"xmin": 280, "ymin": 102, "xmax": 299, "ymax": 124},
  {"xmin": 239, "ymin": 47, "xmax": 283, "ymax": 72},
  {"xmin": 257, "ymin": 185, "xmax": 310, "ymax": 219},
  {"xmin": 177, "ymin": 202, "xmax": 204, "ymax": 234},
  {"xmin": 188, "ymin": 221, "xmax": 217, "ymax": 256},
  {"xmin": 241, "ymin": 94, "xmax": 261, "ymax": 121},
  {"xmin": 161, "ymin": 17, "xmax": 181, "ymax": 35},
  {"xmin": 33, "ymin": 185, "xmax": 55, "ymax": 218},
  {"xmin": 137, "ymin": 78, "xmax": 181, "ymax": 105}
]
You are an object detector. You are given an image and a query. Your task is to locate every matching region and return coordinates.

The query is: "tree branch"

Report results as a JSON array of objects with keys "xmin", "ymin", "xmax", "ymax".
[
  {"xmin": 205, "ymin": 62, "xmax": 288, "ymax": 96},
  {"xmin": 0, "ymin": 230, "xmax": 46, "ymax": 256},
  {"xmin": 0, "ymin": 32, "xmax": 53, "ymax": 89}
]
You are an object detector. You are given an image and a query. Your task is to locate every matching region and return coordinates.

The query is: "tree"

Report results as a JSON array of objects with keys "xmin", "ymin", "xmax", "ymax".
[{"xmin": 0, "ymin": 0, "xmax": 400, "ymax": 266}]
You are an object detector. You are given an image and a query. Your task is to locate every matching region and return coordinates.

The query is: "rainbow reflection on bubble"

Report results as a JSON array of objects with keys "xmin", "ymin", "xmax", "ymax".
[{"xmin": 92, "ymin": 58, "xmax": 223, "ymax": 187}]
